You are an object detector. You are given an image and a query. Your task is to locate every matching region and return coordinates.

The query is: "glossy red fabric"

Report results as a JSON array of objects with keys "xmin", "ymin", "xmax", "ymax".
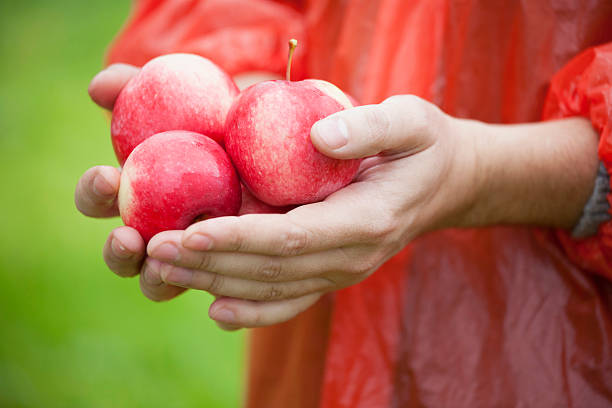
[
  {"xmin": 107, "ymin": 1, "xmax": 612, "ymax": 407},
  {"xmin": 544, "ymin": 43, "xmax": 612, "ymax": 281}
]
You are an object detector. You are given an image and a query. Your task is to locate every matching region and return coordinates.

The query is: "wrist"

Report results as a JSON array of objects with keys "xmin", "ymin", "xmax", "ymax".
[
  {"xmin": 448, "ymin": 117, "xmax": 599, "ymax": 230},
  {"xmin": 406, "ymin": 113, "xmax": 485, "ymax": 235},
  {"xmin": 441, "ymin": 117, "xmax": 488, "ymax": 230}
]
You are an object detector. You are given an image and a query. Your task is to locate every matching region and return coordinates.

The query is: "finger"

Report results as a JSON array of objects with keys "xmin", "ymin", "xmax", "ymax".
[
  {"xmin": 143, "ymin": 260, "xmax": 333, "ymax": 301},
  {"xmin": 139, "ymin": 259, "xmax": 187, "ymax": 302},
  {"xmin": 103, "ymin": 226, "xmax": 146, "ymax": 277},
  {"xmin": 212, "ymin": 297, "xmax": 243, "ymax": 331},
  {"xmin": 149, "ymin": 230, "xmax": 362, "ymax": 283},
  {"xmin": 208, "ymin": 293, "xmax": 322, "ymax": 327},
  {"xmin": 310, "ymin": 94, "xmax": 441, "ymax": 159},
  {"xmin": 88, "ymin": 63, "xmax": 140, "ymax": 110},
  {"xmin": 181, "ymin": 191, "xmax": 393, "ymax": 256},
  {"xmin": 75, "ymin": 166, "xmax": 120, "ymax": 218},
  {"xmin": 215, "ymin": 321, "xmax": 242, "ymax": 331}
]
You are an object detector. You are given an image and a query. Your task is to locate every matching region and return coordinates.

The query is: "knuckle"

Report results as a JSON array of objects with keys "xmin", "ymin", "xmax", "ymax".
[
  {"xmin": 259, "ymin": 285, "xmax": 283, "ymax": 301},
  {"xmin": 350, "ymin": 257, "xmax": 378, "ymax": 276},
  {"xmin": 228, "ymin": 234, "xmax": 244, "ymax": 252},
  {"xmin": 366, "ymin": 211, "xmax": 399, "ymax": 241},
  {"xmin": 158, "ymin": 261, "xmax": 175, "ymax": 279},
  {"xmin": 365, "ymin": 106, "xmax": 392, "ymax": 143},
  {"xmin": 278, "ymin": 224, "xmax": 309, "ymax": 256},
  {"xmin": 207, "ymin": 273, "xmax": 224, "ymax": 294},
  {"xmin": 224, "ymin": 218, "xmax": 247, "ymax": 252},
  {"xmin": 195, "ymin": 254, "xmax": 214, "ymax": 271},
  {"xmin": 384, "ymin": 94, "xmax": 433, "ymax": 135},
  {"xmin": 257, "ymin": 260, "xmax": 283, "ymax": 281}
]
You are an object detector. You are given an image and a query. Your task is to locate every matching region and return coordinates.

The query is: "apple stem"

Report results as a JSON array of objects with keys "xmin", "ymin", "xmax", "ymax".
[{"xmin": 286, "ymin": 39, "xmax": 298, "ymax": 81}]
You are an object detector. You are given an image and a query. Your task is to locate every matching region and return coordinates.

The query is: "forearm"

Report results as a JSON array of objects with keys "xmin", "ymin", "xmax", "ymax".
[{"xmin": 456, "ymin": 117, "xmax": 600, "ymax": 230}]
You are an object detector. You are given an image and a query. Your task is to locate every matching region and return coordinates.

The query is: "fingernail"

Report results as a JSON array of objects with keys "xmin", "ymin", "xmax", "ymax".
[
  {"xmin": 150, "ymin": 242, "xmax": 179, "ymax": 261},
  {"xmin": 161, "ymin": 267, "xmax": 193, "ymax": 286},
  {"xmin": 89, "ymin": 70, "xmax": 105, "ymax": 87},
  {"xmin": 93, "ymin": 171, "xmax": 115, "ymax": 198},
  {"xmin": 143, "ymin": 259, "xmax": 162, "ymax": 285},
  {"xmin": 210, "ymin": 306, "xmax": 236, "ymax": 323},
  {"xmin": 111, "ymin": 237, "xmax": 132, "ymax": 259},
  {"xmin": 183, "ymin": 233, "xmax": 213, "ymax": 251},
  {"xmin": 314, "ymin": 117, "xmax": 348, "ymax": 150},
  {"xmin": 91, "ymin": 65, "xmax": 120, "ymax": 82}
]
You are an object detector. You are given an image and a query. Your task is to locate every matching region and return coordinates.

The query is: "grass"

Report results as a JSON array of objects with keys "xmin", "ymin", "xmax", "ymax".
[{"xmin": 0, "ymin": 1, "xmax": 244, "ymax": 406}]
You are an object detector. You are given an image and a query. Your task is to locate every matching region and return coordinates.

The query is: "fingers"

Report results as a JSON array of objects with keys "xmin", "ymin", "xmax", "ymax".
[
  {"xmin": 142, "ymin": 259, "xmax": 333, "ymax": 301},
  {"xmin": 180, "ymin": 197, "xmax": 390, "ymax": 257},
  {"xmin": 75, "ymin": 166, "xmax": 121, "ymax": 218},
  {"xmin": 182, "ymin": 214, "xmax": 317, "ymax": 255},
  {"xmin": 103, "ymin": 226, "xmax": 146, "ymax": 277},
  {"xmin": 102, "ymin": 228, "xmax": 186, "ymax": 302},
  {"xmin": 139, "ymin": 259, "xmax": 187, "ymax": 302},
  {"xmin": 148, "ymin": 230, "xmax": 357, "ymax": 283},
  {"xmin": 88, "ymin": 63, "xmax": 139, "ymax": 110},
  {"xmin": 310, "ymin": 94, "xmax": 442, "ymax": 159},
  {"xmin": 209, "ymin": 293, "xmax": 322, "ymax": 328}
]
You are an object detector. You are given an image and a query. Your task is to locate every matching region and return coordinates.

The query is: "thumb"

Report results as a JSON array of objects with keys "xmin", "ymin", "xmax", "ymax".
[
  {"xmin": 88, "ymin": 63, "xmax": 140, "ymax": 111},
  {"xmin": 310, "ymin": 95, "xmax": 440, "ymax": 159}
]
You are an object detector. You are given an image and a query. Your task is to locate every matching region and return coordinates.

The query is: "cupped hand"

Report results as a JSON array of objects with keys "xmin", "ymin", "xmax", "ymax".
[
  {"xmin": 76, "ymin": 64, "xmax": 186, "ymax": 302},
  {"xmin": 145, "ymin": 95, "xmax": 479, "ymax": 329}
]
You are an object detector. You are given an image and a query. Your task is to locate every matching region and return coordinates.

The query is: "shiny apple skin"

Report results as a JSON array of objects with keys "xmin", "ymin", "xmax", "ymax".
[
  {"xmin": 119, "ymin": 131, "xmax": 241, "ymax": 242},
  {"xmin": 225, "ymin": 80, "xmax": 360, "ymax": 206},
  {"xmin": 111, "ymin": 53, "xmax": 239, "ymax": 165}
]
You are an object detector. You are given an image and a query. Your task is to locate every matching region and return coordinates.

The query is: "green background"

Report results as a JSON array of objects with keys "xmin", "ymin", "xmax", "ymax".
[{"xmin": 0, "ymin": 1, "xmax": 244, "ymax": 407}]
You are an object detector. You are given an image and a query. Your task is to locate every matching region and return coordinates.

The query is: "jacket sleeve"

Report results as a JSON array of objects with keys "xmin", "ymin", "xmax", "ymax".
[
  {"xmin": 542, "ymin": 42, "xmax": 612, "ymax": 280},
  {"xmin": 105, "ymin": 0, "xmax": 306, "ymax": 79}
]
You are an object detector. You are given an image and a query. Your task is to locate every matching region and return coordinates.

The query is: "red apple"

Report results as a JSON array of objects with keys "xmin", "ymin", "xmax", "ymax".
[
  {"xmin": 302, "ymin": 79, "xmax": 355, "ymax": 109},
  {"xmin": 225, "ymin": 80, "xmax": 359, "ymax": 206},
  {"xmin": 238, "ymin": 184, "xmax": 293, "ymax": 215},
  {"xmin": 118, "ymin": 131, "xmax": 241, "ymax": 242},
  {"xmin": 225, "ymin": 41, "xmax": 360, "ymax": 206},
  {"xmin": 111, "ymin": 53, "xmax": 239, "ymax": 165}
]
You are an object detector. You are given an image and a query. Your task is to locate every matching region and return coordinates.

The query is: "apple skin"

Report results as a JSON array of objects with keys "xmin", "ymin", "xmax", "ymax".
[
  {"xmin": 225, "ymin": 80, "xmax": 361, "ymax": 206},
  {"xmin": 238, "ymin": 184, "xmax": 293, "ymax": 215},
  {"xmin": 118, "ymin": 131, "xmax": 241, "ymax": 242},
  {"xmin": 111, "ymin": 53, "xmax": 239, "ymax": 165},
  {"xmin": 302, "ymin": 79, "xmax": 354, "ymax": 109}
]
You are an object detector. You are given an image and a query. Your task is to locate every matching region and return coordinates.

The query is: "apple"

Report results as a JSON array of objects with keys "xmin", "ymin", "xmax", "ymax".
[
  {"xmin": 225, "ymin": 40, "xmax": 360, "ymax": 206},
  {"xmin": 302, "ymin": 79, "xmax": 354, "ymax": 109},
  {"xmin": 111, "ymin": 53, "xmax": 239, "ymax": 165},
  {"xmin": 238, "ymin": 184, "xmax": 293, "ymax": 215},
  {"xmin": 118, "ymin": 131, "xmax": 241, "ymax": 242}
]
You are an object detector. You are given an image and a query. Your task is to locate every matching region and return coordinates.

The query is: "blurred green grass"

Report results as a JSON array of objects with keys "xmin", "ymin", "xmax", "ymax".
[{"xmin": 0, "ymin": 1, "xmax": 244, "ymax": 407}]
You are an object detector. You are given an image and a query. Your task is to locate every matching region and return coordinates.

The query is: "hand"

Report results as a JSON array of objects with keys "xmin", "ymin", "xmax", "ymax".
[
  {"xmin": 76, "ymin": 64, "xmax": 187, "ymax": 303},
  {"xmin": 77, "ymin": 65, "xmax": 288, "ymax": 330},
  {"xmin": 81, "ymin": 65, "xmax": 598, "ymax": 331},
  {"xmin": 145, "ymin": 95, "xmax": 479, "ymax": 329}
]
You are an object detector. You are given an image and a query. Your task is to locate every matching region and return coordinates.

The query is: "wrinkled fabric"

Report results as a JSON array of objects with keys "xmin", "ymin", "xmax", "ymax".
[
  {"xmin": 107, "ymin": 0, "xmax": 307, "ymax": 79},
  {"xmin": 544, "ymin": 43, "xmax": 612, "ymax": 281},
  {"xmin": 107, "ymin": 1, "xmax": 612, "ymax": 407}
]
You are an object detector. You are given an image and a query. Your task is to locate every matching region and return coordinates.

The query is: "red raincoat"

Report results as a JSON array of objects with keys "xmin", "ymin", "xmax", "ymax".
[{"xmin": 107, "ymin": 1, "xmax": 612, "ymax": 406}]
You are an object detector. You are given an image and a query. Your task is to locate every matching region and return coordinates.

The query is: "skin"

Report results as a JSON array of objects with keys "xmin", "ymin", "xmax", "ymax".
[{"xmin": 77, "ymin": 64, "xmax": 599, "ymax": 331}]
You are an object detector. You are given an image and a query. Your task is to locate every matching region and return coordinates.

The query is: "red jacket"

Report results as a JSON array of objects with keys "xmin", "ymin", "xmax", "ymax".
[{"xmin": 107, "ymin": 1, "xmax": 612, "ymax": 406}]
